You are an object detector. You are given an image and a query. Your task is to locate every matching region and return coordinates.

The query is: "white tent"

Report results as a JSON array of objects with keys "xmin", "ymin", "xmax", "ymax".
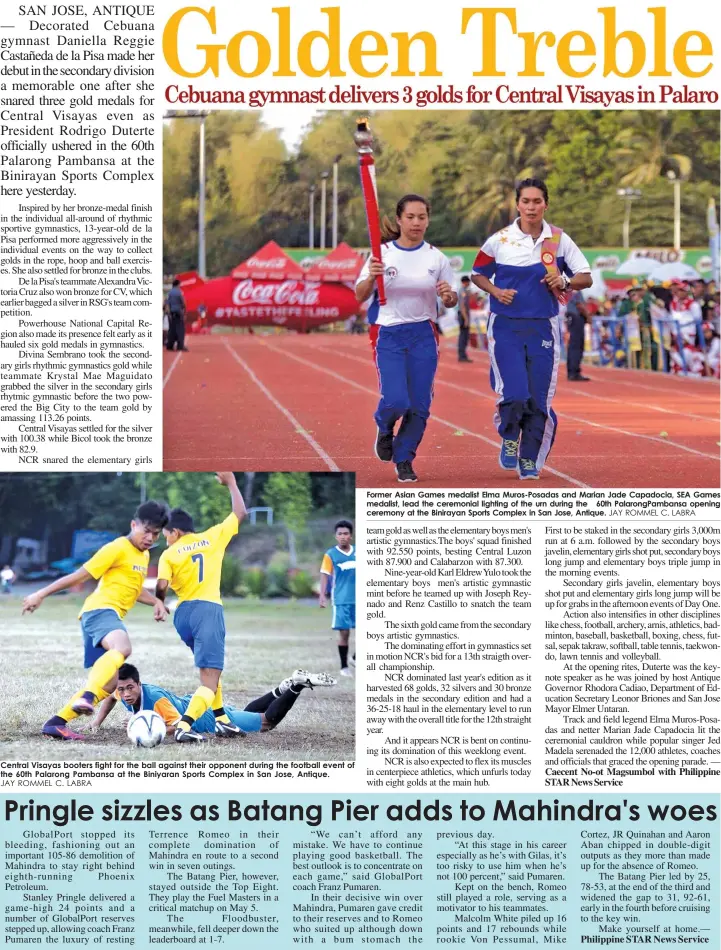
[
  {"xmin": 615, "ymin": 257, "xmax": 656, "ymax": 276},
  {"xmin": 647, "ymin": 261, "xmax": 701, "ymax": 282}
]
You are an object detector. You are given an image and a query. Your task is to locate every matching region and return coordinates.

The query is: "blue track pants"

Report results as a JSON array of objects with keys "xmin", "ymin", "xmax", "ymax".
[
  {"xmin": 486, "ymin": 314, "xmax": 561, "ymax": 470},
  {"xmin": 371, "ymin": 320, "xmax": 439, "ymax": 463}
]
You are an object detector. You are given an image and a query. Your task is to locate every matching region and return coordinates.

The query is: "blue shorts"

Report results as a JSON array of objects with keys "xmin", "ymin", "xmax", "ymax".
[
  {"xmin": 193, "ymin": 706, "xmax": 262, "ymax": 735},
  {"xmin": 332, "ymin": 603, "xmax": 355, "ymax": 631},
  {"xmin": 174, "ymin": 600, "xmax": 226, "ymax": 671},
  {"xmin": 80, "ymin": 609, "xmax": 126, "ymax": 668}
]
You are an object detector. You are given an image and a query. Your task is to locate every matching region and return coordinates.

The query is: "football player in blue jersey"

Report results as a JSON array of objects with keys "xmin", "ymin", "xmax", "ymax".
[
  {"xmin": 92, "ymin": 663, "xmax": 337, "ymax": 738},
  {"xmin": 319, "ymin": 520, "xmax": 356, "ymax": 677}
]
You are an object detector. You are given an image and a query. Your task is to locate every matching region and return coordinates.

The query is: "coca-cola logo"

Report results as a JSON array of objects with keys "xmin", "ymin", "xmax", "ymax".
[
  {"xmin": 317, "ymin": 258, "xmax": 356, "ymax": 269},
  {"xmin": 231, "ymin": 280, "xmax": 321, "ymax": 307},
  {"xmin": 244, "ymin": 257, "xmax": 292, "ymax": 269}
]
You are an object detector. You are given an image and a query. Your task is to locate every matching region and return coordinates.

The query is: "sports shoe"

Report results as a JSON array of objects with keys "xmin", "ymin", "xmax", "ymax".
[
  {"xmin": 42, "ymin": 721, "xmax": 85, "ymax": 741},
  {"xmin": 175, "ymin": 727, "xmax": 206, "ymax": 743},
  {"xmin": 374, "ymin": 428, "xmax": 393, "ymax": 462},
  {"xmin": 71, "ymin": 695, "xmax": 95, "ymax": 716},
  {"xmin": 278, "ymin": 670, "xmax": 338, "ymax": 693},
  {"xmin": 568, "ymin": 374, "xmax": 591, "ymax": 382},
  {"xmin": 518, "ymin": 458, "xmax": 540, "ymax": 480},
  {"xmin": 215, "ymin": 720, "xmax": 246, "ymax": 737},
  {"xmin": 395, "ymin": 461, "xmax": 418, "ymax": 483},
  {"xmin": 499, "ymin": 438, "xmax": 519, "ymax": 471},
  {"xmin": 340, "ymin": 667, "xmax": 354, "ymax": 677}
]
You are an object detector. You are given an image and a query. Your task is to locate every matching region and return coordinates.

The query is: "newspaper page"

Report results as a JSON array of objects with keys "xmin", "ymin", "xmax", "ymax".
[{"xmin": 0, "ymin": 1, "xmax": 720, "ymax": 949}]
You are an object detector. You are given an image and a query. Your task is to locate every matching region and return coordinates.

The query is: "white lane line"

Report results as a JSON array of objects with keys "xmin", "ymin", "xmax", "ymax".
[
  {"xmin": 434, "ymin": 341, "xmax": 721, "ymax": 402},
  {"xmin": 260, "ymin": 341, "xmax": 590, "ymax": 488},
  {"xmin": 433, "ymin": 375, "xmax": 720, "ymax": 462},
  {"xmin": 309, "ymin": 341, "xmax": 720, "ymax": 462},
  {"xmin": 567, "ymin": 387, "xmax": 719, "ymax": 424},
  {"xmin": 590, "ymin": 361, "xmax": 719, "ymax": 385},
  {"xmin": 163, "ymin": 352, "xmax": 182, "ymax": 388},
  {"xmin": 164, "ymin": 455, "xmax": 332, "ymax": 463},
  {"xmin": 594, "ymin": 375, "xmax": 720, "ymax": 398},
  {"xmin": 222, "ymin": 341, "xmax": 341, "ymax": 473}
]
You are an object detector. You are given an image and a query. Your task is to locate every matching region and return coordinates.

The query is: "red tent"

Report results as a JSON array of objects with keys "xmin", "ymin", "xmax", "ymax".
[
  {"xmin": 305, "ymin": 242, "xmax": 364, "ymax": 283},
  {"xmin": 231, "ymin": 241, "xmax": 305, "ymax": 281}
]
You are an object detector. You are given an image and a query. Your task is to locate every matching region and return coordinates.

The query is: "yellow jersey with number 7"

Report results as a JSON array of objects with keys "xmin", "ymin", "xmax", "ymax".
[{"xmin": 157, "ymin": 513, "xmax": 239, "ymax": 605}]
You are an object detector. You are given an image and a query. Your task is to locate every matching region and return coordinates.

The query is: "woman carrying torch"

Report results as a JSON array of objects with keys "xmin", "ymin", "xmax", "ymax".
[{"xmin": 353, "ymin": 122, "xmax": 456, "ymax": 483}]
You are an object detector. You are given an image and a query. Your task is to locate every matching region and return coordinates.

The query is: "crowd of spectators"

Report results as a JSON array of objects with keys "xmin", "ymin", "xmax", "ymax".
[
  {"xmin": 588, "ymin": 278, "xmax": 719, "ymax": 377},
  {"xmin": 452, "ymin": 276, "xmax": 719, "ymax": 379}
]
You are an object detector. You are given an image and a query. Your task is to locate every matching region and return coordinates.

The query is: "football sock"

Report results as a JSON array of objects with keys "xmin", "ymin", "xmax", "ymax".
[
  {"xmin": 85, "ymin": 650, "xmax": 126, "ymax": 700},
  {"xmin": 177, "ymin": 685, "xmax": 215, "ymax": 732},
  {"xmin": 56, "ymin": 684, "xmax": 111, "ymax": 724},
  {"xmin": 212, "ymin": 681, "xmax": 230, "ymax": 724},
  {"xmin": 264, "ymin": 688, "xmax": 301, "ymax": 727},
  {"xmin": 45, "ymin": 714, "xmax": 70, "ymax": 728},
  {"xmin": 56, "ymin": 691, "xmax": 86, "ymax": 724},
  {"xmin": 244, "ymin": 691, "xmax": 276, "ymax": 714},
  {"xmin": 338, "ymin": 644, "xmax": 348, "ymax": 669}
]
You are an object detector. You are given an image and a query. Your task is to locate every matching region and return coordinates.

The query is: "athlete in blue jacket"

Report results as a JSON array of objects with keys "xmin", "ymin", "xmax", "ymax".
[
  {"xmin": 472, "ymin": 179, "xmax": 592, "ymax": 480},
  {"xmin": 319, "ymin": 520, "xmax": 356, "ymax": 676},
  {"xmin": 356, "ymin": 195, "xmax": 458, "ymax": 483}
]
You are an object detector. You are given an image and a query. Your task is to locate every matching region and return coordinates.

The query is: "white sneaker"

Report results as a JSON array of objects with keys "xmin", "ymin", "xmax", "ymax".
[
  {"xmin": 340, "ymin": 667, "xmax": 353, "ymax": 677},
  {"xmin": 215, "ymin": 720, "xmax": 246, "ymax": 737},
  {"xmin": 175, "ymin": 727, "xmax": 206, "ymax": 743},
  {"xmin": 277, "ymin": 670, "xmax": 337, "ymax": 693}
]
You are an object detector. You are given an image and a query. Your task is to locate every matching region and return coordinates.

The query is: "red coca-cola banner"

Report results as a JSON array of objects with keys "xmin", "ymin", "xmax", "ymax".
[{"xmin": 182, "ymin": 275, "xmax": 358, "ymax": 330}]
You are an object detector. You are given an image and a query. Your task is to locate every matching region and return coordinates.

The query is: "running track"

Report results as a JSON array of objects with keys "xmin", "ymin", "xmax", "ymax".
[{"xmin": 163, "ymin": 335, "xmax": 720, "ymax": 488}]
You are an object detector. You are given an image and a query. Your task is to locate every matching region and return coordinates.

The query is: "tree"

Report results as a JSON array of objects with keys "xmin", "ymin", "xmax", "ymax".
[
  {"xmin": 262, "ymin": 473, "xmax": 313, "ymax": 568},
  {"xmin": 448, "ymin": 112, "xmax": 551, "ymax": 237},
  {"xmin": 163, "ymin": 113, "xmax": 291, "ymax": 276},
  {"xmin": 144, "ymin": 472, "xmax": 231, "ymax": 528},
  {"xmin": 612, "ymin": 111, "xmax": 693, "ymax": 186},
  {"xmin": 161, "ymin": 109, "xmax": 720, "ymax": 269},
  {"xmin": 544, "ymin": 111, "xmax": 627, "ymax": 245}
]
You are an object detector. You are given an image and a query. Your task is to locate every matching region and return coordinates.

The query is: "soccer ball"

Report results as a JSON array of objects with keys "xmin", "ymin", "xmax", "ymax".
[{"xmin": 127, "ymin": 711, "xmax": 166, "ymax": 748}]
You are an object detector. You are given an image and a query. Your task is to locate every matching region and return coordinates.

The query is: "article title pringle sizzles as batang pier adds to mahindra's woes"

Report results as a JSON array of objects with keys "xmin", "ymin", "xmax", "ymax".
[{"xmin": 162, "ymin": 6, "xmax": 713, "ymax": 79}]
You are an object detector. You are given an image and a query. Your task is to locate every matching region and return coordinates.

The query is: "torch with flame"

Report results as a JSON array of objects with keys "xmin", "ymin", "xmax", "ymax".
[{"xmin": 353, "ymin": 117, "xmax": 386, "ymax": 306}]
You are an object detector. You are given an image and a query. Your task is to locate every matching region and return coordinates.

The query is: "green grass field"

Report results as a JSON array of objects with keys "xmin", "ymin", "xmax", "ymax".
[{"xmin": 0, "ymin": 595, "xmax": 354, "ymax": 762}]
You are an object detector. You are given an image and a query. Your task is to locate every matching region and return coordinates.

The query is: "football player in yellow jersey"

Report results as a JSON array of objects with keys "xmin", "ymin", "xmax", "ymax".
[
  {"xmin": 155, "ymin": 472, "xmax": 246, "ymax": 744},
  {"xmin": 21, "ymin": 501, "xmax": 170, "ymax": 741}
]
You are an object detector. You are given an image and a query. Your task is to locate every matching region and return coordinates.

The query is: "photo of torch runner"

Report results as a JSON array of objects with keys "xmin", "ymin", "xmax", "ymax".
[{"xmin": 162, "ymin": 108, "xmax": 720, "ymax": 490}]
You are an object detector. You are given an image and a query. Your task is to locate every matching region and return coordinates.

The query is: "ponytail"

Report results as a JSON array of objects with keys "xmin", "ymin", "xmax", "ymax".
[
  {"xmin": 380, "ymin": 216, "xmax": 401, "ymax": 241},
  {"xmin": 380, "ymin": 193, "xmax": 430, "ymax": 242}
]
